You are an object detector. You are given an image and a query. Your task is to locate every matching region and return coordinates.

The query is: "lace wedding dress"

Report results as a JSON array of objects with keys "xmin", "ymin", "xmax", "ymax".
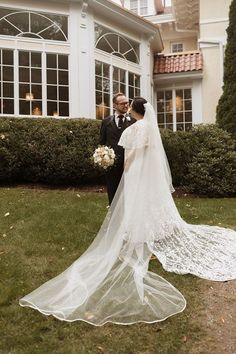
[{"xmin": 19, "ymin": 103, "xmax": 236, "ymax": 326}]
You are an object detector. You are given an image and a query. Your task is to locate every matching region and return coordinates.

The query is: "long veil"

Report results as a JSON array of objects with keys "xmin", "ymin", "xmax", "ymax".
[
  {"xmin": 19, "ymin": 102, "xmax": 236, "ymax": 325},
  {"xmin": 19, "ymin": 103, "xmax": 186, "ymax": 325},
  {"xmin": 140, "ymin": 104, "xmax": 236, "ymax": 282}
]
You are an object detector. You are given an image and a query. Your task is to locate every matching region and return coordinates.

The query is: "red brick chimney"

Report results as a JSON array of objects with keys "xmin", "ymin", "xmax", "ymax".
[{"xmin": 155, "ymin": 0, "xmax": 164, "ymax": 14}]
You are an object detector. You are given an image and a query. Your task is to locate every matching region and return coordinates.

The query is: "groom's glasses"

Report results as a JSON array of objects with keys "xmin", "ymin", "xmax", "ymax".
[{"xmin": 116, "ymin": 102, "xmax": 129, "ymax": 106}]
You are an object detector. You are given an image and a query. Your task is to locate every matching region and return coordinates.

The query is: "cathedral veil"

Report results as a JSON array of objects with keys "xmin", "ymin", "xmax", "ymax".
[
  {"xmin": 19, "ymin": 101, "xmax": 236, "ymax": 325},
  {"xmin": 19, "ymin": 103, "xmax": 186, "ymax": 325}
]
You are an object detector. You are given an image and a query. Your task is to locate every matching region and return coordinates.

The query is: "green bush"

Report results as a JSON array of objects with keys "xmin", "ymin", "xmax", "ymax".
[
  {"xmin": 0, "ymin": 117, "xmax": 103, "ymax": 185},
  {"xmin": 0, "ymin": 118, "xmax": 235, "ymax": 196},
  {"xmin": 216, "ymin": 0, "xmax": 236, "ymax": 139},
  {"xmin": 185, "ymin": 125, "xmax": 236, "ymax": 196},
  {"xmin": 160, "ymin": 129, "xmax": 193, "ymax": 186}
]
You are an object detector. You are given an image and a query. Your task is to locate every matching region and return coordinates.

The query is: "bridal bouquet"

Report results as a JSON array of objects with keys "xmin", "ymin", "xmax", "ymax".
[{"xmin": 93, "ymin": 145, "xmax": 116, "ymax": 170}]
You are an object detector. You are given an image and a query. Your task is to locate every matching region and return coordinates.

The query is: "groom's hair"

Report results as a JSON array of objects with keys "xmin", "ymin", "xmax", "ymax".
[
  {"xmin": 132, "ymin": 97, "xmax": 147, "ymax": 116},
  {"xmin": 113, "ymin": 92, "xmax": 125, "ymax": 104}
]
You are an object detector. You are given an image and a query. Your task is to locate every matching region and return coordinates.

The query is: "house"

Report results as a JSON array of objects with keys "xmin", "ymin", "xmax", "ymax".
[
  {"xmin": 0, "ymin": 0, "xmax": 231, "ymax": 131},
  {"xmin": 112, "ymin": 0, "xmax": 231, "ymax": 131},
  {"xmin": 0, "ymin": 0, "xmax": 162, "ymax": 120}
]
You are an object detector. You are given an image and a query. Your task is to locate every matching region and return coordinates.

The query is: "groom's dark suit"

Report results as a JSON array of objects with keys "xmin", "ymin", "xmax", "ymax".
[{"xmin": 100, "ymin": 114, "xmax": 135, "ymax": 205}]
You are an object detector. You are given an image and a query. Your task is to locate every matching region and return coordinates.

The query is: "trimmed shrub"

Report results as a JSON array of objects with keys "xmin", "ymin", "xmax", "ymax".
[
  {"xmin": 0, "ymin": 118, "xmax": 235, "ymax": 196},
  {"xmin": 185, "ymin": 125, "xmax": 236, "ymax": 196},
  {"xmin": 160, "ymin": 128, "xmax": 193, "ymax": 187},
  {"xmin": 0, "ymin": 117, "xmax": 103, "ymax": 185}
]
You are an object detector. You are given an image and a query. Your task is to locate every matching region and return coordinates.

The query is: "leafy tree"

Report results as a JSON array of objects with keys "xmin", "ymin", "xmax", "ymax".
[{"xmin": 216, "ymin": 0, "xmax": 236, "ymax": 139}]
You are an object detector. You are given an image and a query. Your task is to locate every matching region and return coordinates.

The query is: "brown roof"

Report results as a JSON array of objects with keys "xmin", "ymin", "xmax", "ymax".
[{"xmin": 154, "ymin": 51, "xmax": 203, "ymax": 74}]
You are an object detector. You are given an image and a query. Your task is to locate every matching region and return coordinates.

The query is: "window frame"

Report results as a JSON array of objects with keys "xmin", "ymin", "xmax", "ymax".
[
  {"xmin": 171, "ymin": 42, "xmax": 184, "ymax": 53},
  {"xmin": 157, "ymin": 87, "xmax": 193, "ymax": 131}
]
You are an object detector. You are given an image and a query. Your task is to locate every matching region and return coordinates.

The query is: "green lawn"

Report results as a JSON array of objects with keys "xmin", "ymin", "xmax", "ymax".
[{"xmin": 0, "ymin": 187, "xmax": 235, "ymax": 354}]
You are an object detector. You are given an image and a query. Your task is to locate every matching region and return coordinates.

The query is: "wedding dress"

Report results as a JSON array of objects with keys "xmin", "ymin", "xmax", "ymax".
[{"xmin": 19, "ymin": 103, "xmax": 236, "ymax": 326}]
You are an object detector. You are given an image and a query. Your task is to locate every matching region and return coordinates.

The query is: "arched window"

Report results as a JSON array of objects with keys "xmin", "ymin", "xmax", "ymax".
[
  {"xmin": 95, "ymin": 25, "xmax": 139, "ymax": 64},
  {"xmin": 0, "ymin": 8, "xmax": 68, "ymax": 41}
]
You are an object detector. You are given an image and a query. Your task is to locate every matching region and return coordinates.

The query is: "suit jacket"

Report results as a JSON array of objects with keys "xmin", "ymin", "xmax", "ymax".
[{"xmin": 100, "ymin": 114, "xmax": 136, "ymax": 167}]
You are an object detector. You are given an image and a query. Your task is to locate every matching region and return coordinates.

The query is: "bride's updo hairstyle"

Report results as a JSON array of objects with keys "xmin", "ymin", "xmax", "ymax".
[{"xmin": 131, "ymin": 97, "xmax": 147, "ymax": 116}]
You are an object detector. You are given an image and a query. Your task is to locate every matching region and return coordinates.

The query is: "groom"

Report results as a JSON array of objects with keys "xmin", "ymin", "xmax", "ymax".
[{"xmin": 100, "ymin": 93, "xmax": 136, "ymax": 205}]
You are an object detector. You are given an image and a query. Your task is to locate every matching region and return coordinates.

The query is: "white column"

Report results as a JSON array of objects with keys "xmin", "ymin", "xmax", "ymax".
[
  {"xmin": 192, "ymin": 79, "xmax": 203, "ymax": 124},
  {"xmin": 69, "ymin": 1, "xmax": 96, "ymax": 119},
  {"xmin": 139, "ymin": 38, "xmax": 152, "ymax": 102},
  {"xmin": 69, "ymin": 2, "xmax": 80, "ymax": 117}
]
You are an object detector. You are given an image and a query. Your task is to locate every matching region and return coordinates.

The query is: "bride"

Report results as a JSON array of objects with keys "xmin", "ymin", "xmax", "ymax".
[{"xmin": 19, "ymin": 97, "xmax": 236, "ymax": 326}]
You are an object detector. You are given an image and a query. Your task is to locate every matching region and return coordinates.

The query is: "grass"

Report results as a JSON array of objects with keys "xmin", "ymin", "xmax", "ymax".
[{"xmin": 0, "ymin": 187, "xmax": 235, "ymax": 354}]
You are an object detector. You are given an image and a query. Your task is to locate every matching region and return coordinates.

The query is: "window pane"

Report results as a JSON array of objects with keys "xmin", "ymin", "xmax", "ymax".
[
  {"xmin": 184, "ymin": 100, "xmax": 192, "ymax": 111},
  {"xmin": 47, "ymin": 54, "xmax": 57, "ymax": 69},
  {"xmin": 129, "ymin": 86, "xmax": 134, "ymax": 99},
  {"xmin": 59, "ymin": 102, "xmax": 69, "ymax": 116},
  {"xmin": 39, "ymin": 27, "xmax": 65, "ymax": 41},
  {"xmin": 3, "ymin": 50, "xmax": 13, "ymax": 65},
  {"xmin": 166, "ymin": 113, "xmax": 173, "ymax": 123},
  {"xmin": 135, "ymin": 87, "xmax": 140, "ymax": 96},
  {"xmin": 103, "ymin": 64, "xmax": 110, "ymax": 78},
  {"xmin": 20, "ymin": 100, "xmax": 30, "ymax": 115},
  {"xmin": 3, "ymin": 66, "xmax": 13, "ymax": 81},
  {"xmin": 19, "ymin": 52, "xmax": 29, "ymax": 67},
  {"xmin": 3, "ymin": 99, "xmax": 14, "ymax": 114},
  {"xmin": 30, "ymin": 13, "xmax": 50, "ymax": 34},
  {"xmin": 95, "ymin": 61, "xmax": 102, "ymax": 76},
  {"xmin": 185, "ymin": 111, "xmax": 192, "ymax": 122},
  {"xmin": 3, "ymin": 83, "xmax": 14, "ymax": 98},
  {"xmin": 184, "ymin": 89, "xmax": 192, "ymax": 99},
  {"xmin": 120, "ymin": 83, "xmax": 126, "ymax": 94},
  {"xmin": 96, "ymin": 91, "xmax": 102, "ymax": 105},
  {"xmin": 165, "ymin": 101, "xmax": 172, "ymax": 112},
  {"xmin": 113, "ymin": 82, "xmax": 119, "ymax": 94},
  {"xmin": 0, "ymin": 18, "xmax": 20, "ymax": 36},
  {"xmin": 103, "ymin": 78, "xmax": 110, "ymax": 93},
  {"xmin": 157, "ymin": 91, "xmax": 164, "ymax": 100},
  {"xmin": 47, "ymin": 70, "xmax": 57, "ymax": 84},
  {"xmin": 134, "ymin": 75, "xmax": 140, "ymax": 87},
  {"xmin": 157, "ymin": 113, "xmax": 164, "ymax": 124},
  {"xmin": 177, "ymin": 112, "xmax": 183, "ymax": 122},
  {"xmin": 47, "ymin": 86, "xmax": 57, "ymax": 100},
  {"xmin": 32, "ymin": 85, "xmax": 42, "ymax": 99},
  {"xmin": 8, "ymin": 12, "xmax": 29, "ymax": 32},
  {"xmin": 19, "ymin": 68, "xmax": 29, "ymax": 82},
  {"xmin": 165, "ymin": 91, "xmax": 172, "ymax": 100},
  {"xmin": 157, "ymin": 102, "xmax": 164, "ymax": 112},
  {"xmin": 47, "ymin": 101, "xmax": 58, "ymax": 116},
  {"xmin": 176, "ymin": 96, "xmax": 183, "ymax": 111},
  {"xmin": 113, "ymin": 67, "xmax": 119, "ymax": 81},
  {"xmin": 31, "ymin": 52, "xmax": 41, "ymax": 68},
  {"xmin": 129, "ymin": 73, "xmax": 134, "ymax": 86},
  {"xmin": 32, "ymin": 101, "xmax": 42, "ymax": 115},
  {"xmin": 58, "ymin": 70, "xmax": 68, "ymax": 85},
  {"xmin": 58, "ymin": 55, "xmax": 68, "ymax": 70},
  {"xmin": 59, "ymin": 86, "xmax": 69, "ymax": 101},
  {"xmin": 31, "ymin": 69, "xmax": 42, "ymax": 83},
  {"xmin": 103, "ymin": 93, "xmax": 110, "ymax": 107},
  {"xmin": 19, "ymin": 84, "xmax": 30, "ymax": 99},
  {"xmin": 96, "ymin": 76, "xmax": 102, "ymax": 91}
]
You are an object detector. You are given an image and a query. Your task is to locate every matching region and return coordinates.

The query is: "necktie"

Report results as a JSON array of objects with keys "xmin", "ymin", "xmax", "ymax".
[{"xmin": 118, "ymin": 115, "xmax": 124, "ymax": 129}]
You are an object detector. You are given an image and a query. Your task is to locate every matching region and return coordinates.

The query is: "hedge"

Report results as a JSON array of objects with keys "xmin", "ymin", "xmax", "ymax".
[
  {"xmin": 0, "ymin": 118, "xmax": 235, "ymax": 196},
  {"xmin": 0, "ymin": 117, "xmax": 103, "ymax": 185}
]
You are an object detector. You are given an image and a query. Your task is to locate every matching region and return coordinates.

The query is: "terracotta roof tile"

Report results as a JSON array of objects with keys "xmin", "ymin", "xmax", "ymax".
[{"xmin": 154, "ymin": 51, "xmax": 203, "ymax": 74}]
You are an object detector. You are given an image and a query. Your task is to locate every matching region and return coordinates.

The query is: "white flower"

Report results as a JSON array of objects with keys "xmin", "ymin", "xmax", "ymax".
[
  {"xmin": 0, "ymin": 134, "xmax": 5, "ymax": 140},
  {"xmin": 4, "ymin": 212, "xmax": 10, "ymax": 217},
  {"xmin": 92, "ymin": 145, "xmax": 116, "ymax": 170}
]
